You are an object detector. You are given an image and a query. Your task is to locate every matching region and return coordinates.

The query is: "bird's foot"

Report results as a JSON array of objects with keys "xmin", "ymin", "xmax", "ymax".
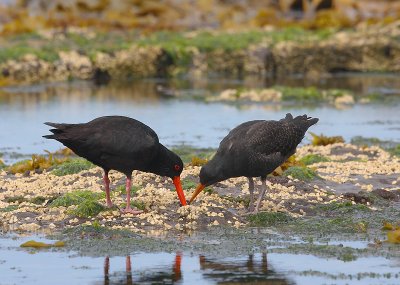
[
  {"xmin": 106, "ymin": 201, "xmax": 114, "ymax": 208},
  {"xmin": 121, "ymin": 207, "xmax": 143, "ymax": 215}
]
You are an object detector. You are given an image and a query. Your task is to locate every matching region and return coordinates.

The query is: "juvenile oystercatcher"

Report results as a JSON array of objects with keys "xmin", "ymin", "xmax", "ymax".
[
  {"xmin": 44, "ymin": 116, "xmax": 187, "ymax": 214},
  {"xmin": 189, "ymin": 114, "xmax": 318, "ymax": 213}
]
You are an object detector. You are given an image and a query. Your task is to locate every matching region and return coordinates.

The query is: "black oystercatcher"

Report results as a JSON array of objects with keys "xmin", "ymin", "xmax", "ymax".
[
  {"xmin": 189, "ymin": 114, "xmax": 318, "ymax": 213},
  {"xmin": 43, "ymin": 116, "xmax": 187, "ymax": 214}
]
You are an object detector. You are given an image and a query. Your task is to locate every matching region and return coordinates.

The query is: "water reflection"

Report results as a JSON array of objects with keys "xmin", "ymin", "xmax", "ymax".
[
  {"xmin": 1, "ymin": 73, "xmax": 399, "ymax": 108},
  {"xmin": 100, "ymin": 253, "xmax": 291, "ymax": 284}
]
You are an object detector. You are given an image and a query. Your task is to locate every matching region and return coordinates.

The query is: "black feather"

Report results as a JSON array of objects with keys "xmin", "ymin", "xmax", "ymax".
[{"xmin": 199, "ymin": 114, "xmax": 319, "ymax": 185}]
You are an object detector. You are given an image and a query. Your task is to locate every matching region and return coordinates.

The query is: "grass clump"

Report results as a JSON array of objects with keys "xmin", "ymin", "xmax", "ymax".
[
  {"xmin": 248, "ymin": 212, "xmax": 292, "ymax": 227},
  {"xmin": 70, "ymin": 200, "xmax": 105, "ymax": 218},
  {"xmin": 310, "ymin": 132, "xmax": 344, "ymax": 146},
  {"xmin": 52, "ymin": 158, "xmax": 94, "ymax": 176},
  {"xmin": 50, "ymin": 190, "xmax": 103, "ymax": 207},
  {"xmin": 283, "ymin": 166, "xmax": 319, "ymax": 181},
  {"xmin": 300, "ymin": 154, "xmax": 330, "ymax": 165}
]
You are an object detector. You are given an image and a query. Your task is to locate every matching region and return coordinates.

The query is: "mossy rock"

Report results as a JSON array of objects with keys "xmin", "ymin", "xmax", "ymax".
[
  {"xmin": 52, "ymin": 158, "xmax": 94, "ymax": 176},
  {"xmin": 283, "ymin": 166, "xmax": 320, "ymax": 181}
]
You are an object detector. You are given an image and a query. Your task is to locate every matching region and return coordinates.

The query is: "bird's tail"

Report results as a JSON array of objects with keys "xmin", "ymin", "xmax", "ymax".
[
  {"xmin": 283, "ymin": 113, "xmax": 319, "ymax": 130},
  {"xmin": 43, "ymin": 122, "xmax": 71, "ymax": 140}
]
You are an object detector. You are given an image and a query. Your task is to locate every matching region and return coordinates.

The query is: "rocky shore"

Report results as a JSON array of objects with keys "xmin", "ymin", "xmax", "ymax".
[
  {"xmin": 1, "ymin": 143, "xmax": 399, "ymax": 236},
  {"xmin": 0, "ymin": 21, "xmax": 399, "ymax": 86}
]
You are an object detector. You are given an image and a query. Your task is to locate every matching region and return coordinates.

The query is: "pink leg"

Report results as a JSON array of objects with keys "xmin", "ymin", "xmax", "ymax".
[
  {"xmin": 122, "ymin": 176, "xmax": 143, "ymax": 215},
  {"xmin": 103, "ymin": 170, "xmax": 113, "ymax": 208}
]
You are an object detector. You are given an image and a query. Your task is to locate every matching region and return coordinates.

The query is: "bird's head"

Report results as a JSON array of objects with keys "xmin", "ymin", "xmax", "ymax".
[
  {"xmin": 189, "ymin": 161, "xmax": 223, "ymax": 204},
  {"xmin": 155, "ymin": 147, "xmax": 186, "ymax": 206}
]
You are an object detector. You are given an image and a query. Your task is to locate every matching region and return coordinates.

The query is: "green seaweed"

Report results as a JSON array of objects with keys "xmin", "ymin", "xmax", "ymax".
[
  {"xmin": 70, "ymin": 200, "xmax": 105, "ymax": 218},
  {"xmin": 248, "ymin": 212, "xmax": 292, "ymax": 227},
  {"xmin": 50, "ymin": 190, "xmax": 104, "ymax": 207},
  {"xmin": 52, "ymin": 158, "xmax": 94, "ymax": 176},
  {"xmin": 300, "ymin": 154, "xmax": 330, "ymax": 165},
  {"xmin": 171, "ymin": 146, "xmax": 215, "ymax": 165},
  {"xmin": 283, "ymin": 166, "xmax": 320, "ymax": 181},
  {"xmin": 278, "ymin": 86, "xmax": 323, "ymax": 101},
  {"xmin": 0, "ymin": 205, "xmax": 19, "ymax": 212},
  {"xmin": 388, "ymin": 145, "xmax": 400, "ymax": 157},
  {"xmin": 29, "ymin": 196, "xmax": 47, "ymax": 205},
  {"xmin": 317, "ymin": 201, "xmax": 370, "ymax": 213},
  {"xmin": 181, "ymin": 179, "xmax": 197, "ymax": 190}
]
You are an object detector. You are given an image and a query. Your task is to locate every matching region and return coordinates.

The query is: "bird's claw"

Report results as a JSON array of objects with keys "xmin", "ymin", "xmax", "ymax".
[{"xmin": 121, "ymin": 208, "xmax": 143, "ymax": 215}]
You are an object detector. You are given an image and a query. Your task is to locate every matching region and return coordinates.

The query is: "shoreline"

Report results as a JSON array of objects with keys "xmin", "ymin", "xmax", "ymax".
[{"xmin": 0, "ymin": 22, "xmax": 399, "ymax": 87}]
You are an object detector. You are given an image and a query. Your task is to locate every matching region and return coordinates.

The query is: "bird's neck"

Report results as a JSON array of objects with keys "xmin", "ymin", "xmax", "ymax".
[{"xmin": 147, "ymin": 144, "xmax": 170, "ymax": 176}]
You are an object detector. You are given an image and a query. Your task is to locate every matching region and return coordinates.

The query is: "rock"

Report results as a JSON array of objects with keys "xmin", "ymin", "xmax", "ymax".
[
  {"xmin": 8, "ymin": 215, "xmax": 18, "ymax": 224},
  {"xmin": 343, "ymin": 192, "xmax": 372, "ymax": 204},
  {"xmin": 372, "ymin": 189, "xmax": 399, "ymax": 201},
  {"xmin": 334, "ymin": 94, "xmax": 355, "ymax": 106}
]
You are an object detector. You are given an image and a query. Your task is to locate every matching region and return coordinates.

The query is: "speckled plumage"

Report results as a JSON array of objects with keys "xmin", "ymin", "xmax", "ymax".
[{"xmin": 197, "ymin": 113, "xmax": 319, "ymax": 212}]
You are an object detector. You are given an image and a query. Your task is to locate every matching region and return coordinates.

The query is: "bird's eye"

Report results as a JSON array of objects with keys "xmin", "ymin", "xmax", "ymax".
[{"xmin": 174, "ymin": 164, "xmax": 180, "ymax": 171}]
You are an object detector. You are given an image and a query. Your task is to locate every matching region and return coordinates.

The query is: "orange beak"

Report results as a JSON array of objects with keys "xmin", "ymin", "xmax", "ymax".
[
  {"xmin": 173, "ymin": 176, "xmax": 187, "ymax": 206},
  {"xmin": 189, "ymin": 183, "xmax": 205, "ymax": 204}
]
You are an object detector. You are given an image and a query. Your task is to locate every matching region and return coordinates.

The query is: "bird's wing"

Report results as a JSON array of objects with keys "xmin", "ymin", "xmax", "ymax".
[
  {"xmin": 47, "ymin": 117, "xmax": 160, "ymax": 160},
  {"xmin": 217, "ymin": 120, "xmax": 263, "ymax": 154},
  {"xmin": 244, "ymin": 120, "xmax": 305, "ymax": 157}
]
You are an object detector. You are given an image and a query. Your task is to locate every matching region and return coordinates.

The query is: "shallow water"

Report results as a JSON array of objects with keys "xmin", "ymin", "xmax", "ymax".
[
  {"xmin": 1, "ymin": 74, "xmax": 400, "ymax": 284},
  {"xmin": 1, "ymin": 74, "xmax": 400, "ymax": 163},
  {"xmin": 1, "ymin": 235, "xmax": 399, "ymax": 285}
]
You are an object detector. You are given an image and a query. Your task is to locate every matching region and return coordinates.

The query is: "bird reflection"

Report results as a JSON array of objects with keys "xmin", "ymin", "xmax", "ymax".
[
  {"xmin": 101, "ymin": 252, "xmax": 291, "ymax": 285},
  {"xmin": 103, "ymin": 256, "xmax": 133, "ymax": 285}
]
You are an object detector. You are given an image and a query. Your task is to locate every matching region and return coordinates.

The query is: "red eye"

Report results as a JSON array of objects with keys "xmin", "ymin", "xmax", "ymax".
[{"xmin": 174, "ymin": 164, "xmax": 180, "ymax": 171}]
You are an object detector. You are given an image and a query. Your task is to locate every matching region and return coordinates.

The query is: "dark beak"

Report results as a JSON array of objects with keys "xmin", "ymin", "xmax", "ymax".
[
  {"xmin": 173, "ymin": 176, "xmax": 187, "ymax": 206},
  {"xmin": 189, "ymin": 183, "xmax": 205, "ymax": 204}
]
